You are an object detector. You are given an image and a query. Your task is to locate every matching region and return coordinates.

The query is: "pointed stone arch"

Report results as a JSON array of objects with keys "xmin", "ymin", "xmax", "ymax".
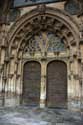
[{"xmin": 7, "ymin": 7, "xmax": 80, "ymax": 58}]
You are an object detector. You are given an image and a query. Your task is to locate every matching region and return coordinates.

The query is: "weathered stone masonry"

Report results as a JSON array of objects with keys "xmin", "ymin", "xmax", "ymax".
[{"xmin": 0, "ymin": 2, "xmax": 83, "ymax": 111}]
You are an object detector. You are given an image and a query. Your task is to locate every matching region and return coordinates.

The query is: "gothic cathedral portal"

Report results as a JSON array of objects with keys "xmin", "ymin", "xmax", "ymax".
[
  {"xmin": 22, "ymin": 31, "xmax": 67, "ymax": 107},
  {"xmin": 0, "ymin": 6, "xmax": 81, "ymax": 110}
]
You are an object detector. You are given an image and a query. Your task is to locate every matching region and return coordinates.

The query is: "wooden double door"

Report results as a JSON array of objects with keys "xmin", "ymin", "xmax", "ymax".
[{"xmin": 23, "ymin": 61, "xmax": 67, "ymax": 107}]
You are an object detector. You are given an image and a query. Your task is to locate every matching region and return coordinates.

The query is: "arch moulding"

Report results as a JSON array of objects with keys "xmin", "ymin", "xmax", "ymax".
[{"xmin": 7, "ymin": 6, "xmax": 80, "ymax": 56}]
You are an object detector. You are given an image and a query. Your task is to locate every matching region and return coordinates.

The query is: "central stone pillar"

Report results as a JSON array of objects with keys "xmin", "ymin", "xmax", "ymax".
[{"xmin": 40, "ymin": 60, "xmax": 47, "ymax": 108}]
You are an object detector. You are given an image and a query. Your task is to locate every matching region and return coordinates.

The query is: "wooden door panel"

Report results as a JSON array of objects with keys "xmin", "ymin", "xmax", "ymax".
[
  {"xmin": 47, "ymin": 61, "xmax": 67, "ymax": 107},
  {"xmin": 23, "ymin": 61, "xmax": 41, "ymax": 106}
]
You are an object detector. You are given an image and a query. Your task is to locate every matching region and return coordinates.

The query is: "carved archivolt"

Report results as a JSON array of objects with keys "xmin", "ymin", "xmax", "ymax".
[{"xmin": 7, "ymin": 7, "xmax": 79, "ymax": 59}]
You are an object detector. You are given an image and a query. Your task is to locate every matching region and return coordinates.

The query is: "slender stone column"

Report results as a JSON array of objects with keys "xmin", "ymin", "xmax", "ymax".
[
  {"xmin": 67, "ymin": 61, "xmax": 74, "ymax": 109},
  {"xmin": 18, "ymin": 59, "xmax": 23, "ymax": 95},
  {"xmin": 74, "ymin": 59, "xmax": 80, "ymax": 99},
  {"xmin": 40, "ymin": 60, "xmax": 47, "ymax": 108},
  {"xmin": 69, "ymin": 53, "xmax": 75, "ymax": 100}
]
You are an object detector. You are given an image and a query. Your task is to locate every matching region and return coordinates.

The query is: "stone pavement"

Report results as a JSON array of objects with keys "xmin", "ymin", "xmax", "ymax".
[{"xmin": 0, "ymin": 106, "xmax": 82, "ymax": 125}]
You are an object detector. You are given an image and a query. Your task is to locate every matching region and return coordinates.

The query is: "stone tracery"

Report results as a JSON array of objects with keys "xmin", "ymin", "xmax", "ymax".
[
  {"xmin": 24, "ymin": 31, "xmax": 66, "ymax": 55},
  {"xmin": 8, "ymin": 7, "xmax": 79, "ymax": 55}
]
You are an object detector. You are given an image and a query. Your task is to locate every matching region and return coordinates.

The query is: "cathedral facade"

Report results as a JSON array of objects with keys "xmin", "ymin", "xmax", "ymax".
[{"xmin": 0, "ymin": 0, "xmax": 83, "ymax": 111}]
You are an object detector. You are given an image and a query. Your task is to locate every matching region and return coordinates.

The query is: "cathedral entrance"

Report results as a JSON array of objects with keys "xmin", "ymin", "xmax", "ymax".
[
  {"xmin": 23, "ymin": 61, "xmax": 41, "ymax": 106},
  {"xmin": 22, "ymin": 31, "xmax": 68, "ymax": 107},
  {"xmin": 47, "ymin": 61, "xmax": 67, "ymax": 108},
  {"xmin": 5, "ymin": 7, "xmax": 80, "ymax": 108}
]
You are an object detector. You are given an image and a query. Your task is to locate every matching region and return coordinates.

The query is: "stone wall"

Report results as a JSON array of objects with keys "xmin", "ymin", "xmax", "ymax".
[{"xmin": 0, "ymin": 1, "xmax": 83, "ymax": 111}]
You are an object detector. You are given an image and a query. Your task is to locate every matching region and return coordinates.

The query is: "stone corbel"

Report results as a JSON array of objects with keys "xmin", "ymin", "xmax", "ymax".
[{"xmin": 37, "ymin": 4, "xmax": 46, "ymax": 15}]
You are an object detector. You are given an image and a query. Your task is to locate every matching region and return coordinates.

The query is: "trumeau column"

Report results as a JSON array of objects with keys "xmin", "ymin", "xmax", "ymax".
[{"xmin": 40, "ymin": 60, "xmax": 47, "ymax": 108}]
